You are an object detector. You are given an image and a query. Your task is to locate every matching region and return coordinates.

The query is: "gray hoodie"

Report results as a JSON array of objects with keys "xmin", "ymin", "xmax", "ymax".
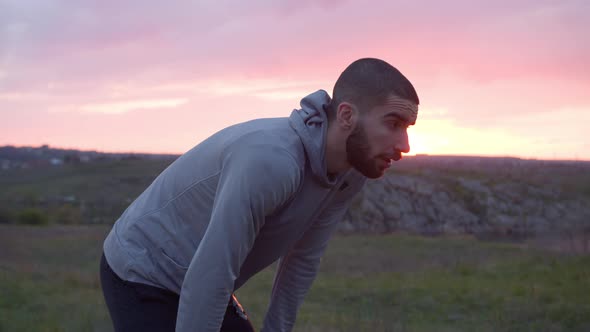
[{"xmin": 103, "ymin": 90, "xmax": 367, "ymax": 332}]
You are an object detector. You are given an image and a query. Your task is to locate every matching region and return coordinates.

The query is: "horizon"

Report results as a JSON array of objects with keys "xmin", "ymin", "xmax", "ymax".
[
  {"xmin": 4, "ymin": 143, "xmax": 589, "ymax": 163},
  {"xmin": 2, "ymin": 1, "xmax": 589, "ymax": 160}
]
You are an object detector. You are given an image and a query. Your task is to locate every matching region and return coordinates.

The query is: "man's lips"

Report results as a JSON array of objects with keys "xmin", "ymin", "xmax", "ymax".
[{"xmin": 380, "ymin": 151, "xmax": 402, "ymax": 163}]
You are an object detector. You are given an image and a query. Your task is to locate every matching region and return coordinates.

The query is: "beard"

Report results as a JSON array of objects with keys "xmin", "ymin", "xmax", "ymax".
[{"xmin": 346, "ymin": 122, "xmax": 384, "ymax": 179}]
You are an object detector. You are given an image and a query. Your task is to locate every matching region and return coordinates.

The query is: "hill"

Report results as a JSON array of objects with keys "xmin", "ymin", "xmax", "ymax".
[
  {"xmin": 344, "ymin": 155, "xmax": 590, "ymax": 244},
  {"xmin": 1, "ymin": 146, "xmax": 589, "ymax": 246}
]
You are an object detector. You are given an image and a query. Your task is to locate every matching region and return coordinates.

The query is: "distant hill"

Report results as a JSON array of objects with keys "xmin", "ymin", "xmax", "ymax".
[
  {"xmin": 0, "ymin": 145, "xmax": 178, "ymax": 170},
  {"xmin": 1, "ymin": 148, "xmax": 589, "ymax": 242}
]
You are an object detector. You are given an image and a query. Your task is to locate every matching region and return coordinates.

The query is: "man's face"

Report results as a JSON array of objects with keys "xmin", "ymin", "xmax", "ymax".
[{"xmin": 346, "ymin": 95, "xmax": 418, "ymax": 179}]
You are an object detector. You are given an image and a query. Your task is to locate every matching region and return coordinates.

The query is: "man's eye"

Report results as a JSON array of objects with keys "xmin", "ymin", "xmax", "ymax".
[{"xmin": 388, "ymin": 121, "xmax": 401, "ymax": 129}]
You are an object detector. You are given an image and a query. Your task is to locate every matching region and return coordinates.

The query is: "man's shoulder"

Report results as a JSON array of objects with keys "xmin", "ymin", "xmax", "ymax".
[{"xmin": 225, "ymin": 118, "xmax": 306, "ymax": 166}]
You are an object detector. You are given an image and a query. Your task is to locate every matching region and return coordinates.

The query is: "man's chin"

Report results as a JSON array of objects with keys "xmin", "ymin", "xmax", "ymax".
[
  {"xmin": 350, "ymin": 159, "xmax": 389, "ymax": 179},
  {"xmin": 356, "ymin": 165, "xmax": 386, "ymax": 179},
  {"xmin": 365, "ymin": 172, "xmax": 384, "ymax": 179}
]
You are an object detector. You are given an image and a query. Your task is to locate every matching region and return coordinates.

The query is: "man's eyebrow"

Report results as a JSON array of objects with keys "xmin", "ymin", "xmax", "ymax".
[{"xmin": 383, "ymin": 112, "xmax": 415, "ymax": 125}]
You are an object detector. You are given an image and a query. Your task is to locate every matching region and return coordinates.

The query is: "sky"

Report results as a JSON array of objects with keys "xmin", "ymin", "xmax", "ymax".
[{"xmin": 1, "ymin": 0, "xmax": 589, "ymax": 160}]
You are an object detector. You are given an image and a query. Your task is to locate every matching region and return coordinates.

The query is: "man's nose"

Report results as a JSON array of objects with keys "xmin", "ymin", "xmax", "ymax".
[{"xmin": 395, "ymin": 131, "xmax": 410, "ymax": 154}]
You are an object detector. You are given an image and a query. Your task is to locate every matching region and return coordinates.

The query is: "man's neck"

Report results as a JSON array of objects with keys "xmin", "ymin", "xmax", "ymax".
[{"xmin": 325, "ymin": 124, "xmax": 350, "ymax": 175}]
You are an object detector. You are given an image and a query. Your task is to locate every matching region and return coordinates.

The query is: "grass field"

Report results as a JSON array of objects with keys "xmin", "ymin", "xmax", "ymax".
[
  {"xmin": 0, "ymin": 159, "xmax": 172, "ymax": 224},
  {"xmin": 1, "ymin": 225, "xmax": 589, "ymax": 332}
]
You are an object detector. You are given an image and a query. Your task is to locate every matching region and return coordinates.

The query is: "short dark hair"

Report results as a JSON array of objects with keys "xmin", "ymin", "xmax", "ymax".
[{"xmin": 326, "ymin": 58, "xmax": 419, "ymax": 121}]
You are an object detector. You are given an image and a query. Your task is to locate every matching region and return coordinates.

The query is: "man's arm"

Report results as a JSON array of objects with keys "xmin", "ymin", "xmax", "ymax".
[
  {"xmin": 175, "ymin": 144, "xmax": 302, "ymax": 332},
  {"xmin": 261, "ymin": 199, "xmax": 349, "ymax": 332}
]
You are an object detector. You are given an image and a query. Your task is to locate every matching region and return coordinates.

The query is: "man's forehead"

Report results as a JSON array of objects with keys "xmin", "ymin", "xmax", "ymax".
[{"xmin": 378, "ymin": 95, "xmax": 419, "ymax": 124}]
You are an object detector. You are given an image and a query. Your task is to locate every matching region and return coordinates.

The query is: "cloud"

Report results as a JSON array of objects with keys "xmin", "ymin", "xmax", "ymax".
[
  {"xmin": 2, "ymin": 0, "xmax": 588, "ymax": 93},
  {"xmin": 418, "ymin": 73, "xmax": 590, "ymax": 126},
  {"xmin": 78, "ymin": 98, "xmax": 188, "ymax": 114},
  {"xmin": 1, "ymin": 0, "xmax": 589, "ymax": 159},
  {"xmin": 187, "ymin": 78, "xmax": 327, "ymax": 101}
]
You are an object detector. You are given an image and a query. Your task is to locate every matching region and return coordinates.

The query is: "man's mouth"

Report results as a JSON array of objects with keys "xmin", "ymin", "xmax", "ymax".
[
  {"xmin": 378, "ymin": 157, "xmax": 394, "ymax": 168},
  {"xmin": 381, "ymin": 152, "xmax": 402, "ymax": 163}
]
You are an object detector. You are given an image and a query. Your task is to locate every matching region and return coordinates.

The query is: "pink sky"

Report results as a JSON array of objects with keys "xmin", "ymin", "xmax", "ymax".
[{"xmin": 1, "ymin": 0, "xmax": 589, "ymax": 160}]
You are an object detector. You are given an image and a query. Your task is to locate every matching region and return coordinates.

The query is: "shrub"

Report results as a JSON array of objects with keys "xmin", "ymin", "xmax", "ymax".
[
  {"xmin": 17, "ymin": 208, "xmax": 49, "ymax": 225},
  {"xmin": 0, "ymin": 208, "xmax": 14, "ymax": 224},
  {"xmin": 53, "ymin": 204, "xmax": 82, "ymax": 224}
]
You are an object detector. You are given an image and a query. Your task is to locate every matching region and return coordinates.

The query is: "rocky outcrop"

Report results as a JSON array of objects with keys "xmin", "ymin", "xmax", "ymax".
[{"xmin": 339, "ymin": 157, "xmax": 590, "ymax": 237}]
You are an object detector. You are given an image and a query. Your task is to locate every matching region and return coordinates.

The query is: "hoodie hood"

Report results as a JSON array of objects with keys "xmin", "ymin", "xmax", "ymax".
[{"xmin": 289, "ymin": 89, "xmax": 337, "ymax": 188}]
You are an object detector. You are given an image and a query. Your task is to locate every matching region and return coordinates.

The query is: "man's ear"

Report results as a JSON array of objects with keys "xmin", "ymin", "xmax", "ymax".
[{"xmin": 336, "ymin": 102, "xmax": 357, "ymax": 131}]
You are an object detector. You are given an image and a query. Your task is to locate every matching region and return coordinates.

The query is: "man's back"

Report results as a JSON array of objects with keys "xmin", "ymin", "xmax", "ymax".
[{"xmin": 104, "ymin": 116, "xmax": 303, "ymax": 289}]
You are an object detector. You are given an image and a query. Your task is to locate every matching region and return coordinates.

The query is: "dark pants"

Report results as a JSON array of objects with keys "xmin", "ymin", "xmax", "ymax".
[{"xmin": 100, "ymin": 253, "xmax": 255, "ymax": 332}]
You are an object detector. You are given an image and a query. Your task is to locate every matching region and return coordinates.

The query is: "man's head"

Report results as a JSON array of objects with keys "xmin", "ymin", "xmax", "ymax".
[{"xmin": 326, "ymin": 58, "xmax": 419, "ymax": 179}]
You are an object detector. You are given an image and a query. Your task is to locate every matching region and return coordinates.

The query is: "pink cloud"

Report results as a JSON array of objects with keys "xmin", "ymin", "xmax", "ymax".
[{"xmin": 3, "ymin": 0, "xmax": 587, "ymax": 87}]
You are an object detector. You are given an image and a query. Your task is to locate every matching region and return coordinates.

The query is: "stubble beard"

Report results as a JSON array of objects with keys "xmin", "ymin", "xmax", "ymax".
[{"xmin": 346, "ymin": 122, "xmax": 383, "ymax": 179}]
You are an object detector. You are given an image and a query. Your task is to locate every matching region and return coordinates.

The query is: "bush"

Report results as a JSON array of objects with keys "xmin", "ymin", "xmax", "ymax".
[
  {"xmin": 17, "ymin": 208, "xmax": 49, "ymax": 225},
  {"xmin": 0, "ymin": 208, "xmax": 14, "ymax": 224},
  {"xmin": 53, "ymin": 204, "xmax": 82, "ymax": 224}
]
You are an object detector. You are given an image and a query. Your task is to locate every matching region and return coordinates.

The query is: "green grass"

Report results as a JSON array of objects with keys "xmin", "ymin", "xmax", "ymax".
[
  {"xmin": 0, "ymin": 160, "xmax": 173, "ymax": 224},
  {"xmin": 0, "ymin": 225, "xmax": 112, "ymax": 332},
  {"xmin": 1, "ymin": 225, "xmax": 589, "ymax": 331}
]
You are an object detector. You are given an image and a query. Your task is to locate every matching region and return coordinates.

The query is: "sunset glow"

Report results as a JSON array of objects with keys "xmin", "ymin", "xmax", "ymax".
[{"xmin": 1, "ymin": 1, "xmax": 588, "ymax": 159}]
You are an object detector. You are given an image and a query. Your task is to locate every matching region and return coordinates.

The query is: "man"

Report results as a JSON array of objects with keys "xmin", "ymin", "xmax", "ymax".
[{"xmin": 100, "ymin": 57, "xmax": 419, "ymax": 332}]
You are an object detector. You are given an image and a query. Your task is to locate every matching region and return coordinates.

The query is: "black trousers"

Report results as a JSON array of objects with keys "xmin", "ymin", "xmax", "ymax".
[{"xmin": 100, "ymin": 253, "xmax": 255, "ymax": 332}]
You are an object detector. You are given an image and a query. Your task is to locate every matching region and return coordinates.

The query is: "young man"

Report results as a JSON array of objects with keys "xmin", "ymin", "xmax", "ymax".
[{"xmin": 100, "ymin": 58, "xmax": 419, "ymax": 332}]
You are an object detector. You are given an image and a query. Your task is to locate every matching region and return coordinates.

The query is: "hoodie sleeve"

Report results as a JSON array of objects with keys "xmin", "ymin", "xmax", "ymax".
[
  {"xmin": 261, "ymin": 198, "xmax": 349, "ymax": 332},
  {"xmin": 175, "ymin": 144, "xmax": 302, "ymax": 332}
]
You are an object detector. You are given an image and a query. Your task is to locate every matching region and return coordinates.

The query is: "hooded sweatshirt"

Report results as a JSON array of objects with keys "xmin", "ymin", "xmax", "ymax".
[{"xmin": 102, "ymin": 90, "xmax": 367, "ymax": 332}]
